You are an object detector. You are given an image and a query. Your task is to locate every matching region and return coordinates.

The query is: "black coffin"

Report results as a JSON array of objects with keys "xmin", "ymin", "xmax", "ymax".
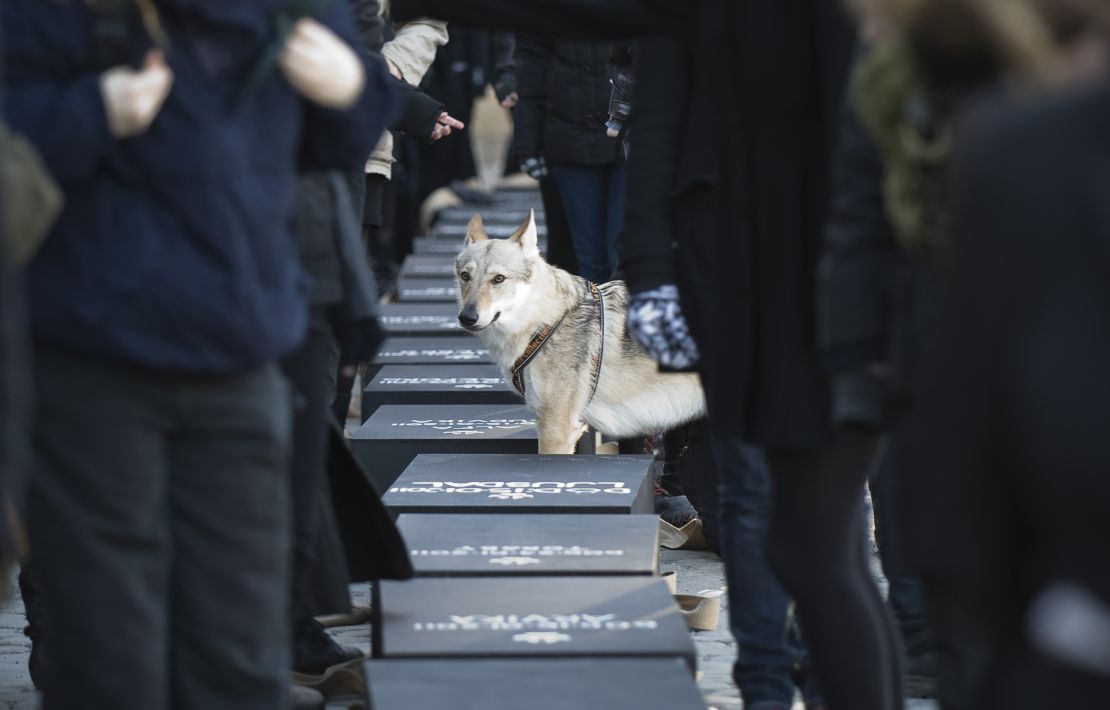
[
  {"xmin": 412, "ymin": 237, "xmax": 464, "ymax": 255},
  {"xmin": 395, "ymin": 277, "xmax": 459, "ymax": 303},
  {"xmin": 368, "ymin": 337, "xmax": 490, "ymax": 378},
  {"xmin": 378, "ymin": 303, "xmax": 464, "ymax": 336},
  {"xmin": 384, "ymin": 454, "xmax": 654, "ymax": 516},
  {"xmin": 372, "ymin": 577, "xmax": 696, "ymax": 670},
  {"xmin": 414, "ymin": 236, "xmax": 547, "ymax": 255},
  {"xmin": 361, "ymin": 365, "xmax": 519, "ymax": 421},
  {"xmin": 433, "ymin": 221, "xmax": 548, "ymax": 241},
  {"xmin": 364, "ymin": 658, "xmax": 705, "ymax": 710},
  {"xmin": 399, "ymin": 254, "xmax": 456, "ymax": 280},
  {"xmin": 350, "ymin": 405, "xmax": 538, "ymax": 492},
  {"xmin": 436, "ymin": 206, "xmax": 548, "ymax": 226},
  {"xmin": 396, "ymin": 513, "xmax": 659, "ymax": 577}
]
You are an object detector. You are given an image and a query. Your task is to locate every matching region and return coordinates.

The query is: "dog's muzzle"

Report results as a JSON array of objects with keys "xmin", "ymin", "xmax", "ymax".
[{"xmin": 458, "ymin": 302, "xmax": 479, "ymax": 328}]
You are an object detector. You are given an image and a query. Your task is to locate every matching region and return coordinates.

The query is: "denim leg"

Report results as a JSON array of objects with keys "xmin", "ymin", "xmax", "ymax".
[
  {"xmin": 713, "ymin": 432, "xmax": 798, "ymax": 707},
  {"xmin": 548, "ymin": 164, "xmax": 610, "ymax": 283},
  {"xmin": 603, "ymin": 161, "xmax": 627, "ymax": 279}
]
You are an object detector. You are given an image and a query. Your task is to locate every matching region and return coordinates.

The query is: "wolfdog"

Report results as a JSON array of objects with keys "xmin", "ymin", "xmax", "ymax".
[{"xmin": 454, "ymin": 210, "xmax": 706, "ymax": 454}]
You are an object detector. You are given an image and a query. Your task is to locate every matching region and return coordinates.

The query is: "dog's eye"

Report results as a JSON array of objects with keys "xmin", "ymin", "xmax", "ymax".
[
  {"xmin": 492, "ymin": 274, "xmax": 507, "ymax": 285},
  {"xmin": 460, "ymin": 272, "xmax": 471, "ymax": 282}
]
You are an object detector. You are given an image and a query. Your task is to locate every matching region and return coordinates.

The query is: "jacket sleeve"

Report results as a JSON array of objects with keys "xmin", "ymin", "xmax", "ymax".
[
  {"xmin": 299, "ymin": 1, "xmax": 399, "ymax": 172},
  {"xmin": 389, "ymin": 0, "xmax": 674, "ymax": 37},
  {"xmin": 816, "ymin": 92, "xmax": 896, "ymax": 375},
  {"xmin": 381, "ymin": 17, "xmax": 449, "ymax": 85},
  {"xmin": 508, "ymin": 34, "xmax": 552, "ymax": 162},
  {"xmin": 388, "ymin": 78, "xmax": 446, "ymax": 141},
  {"xmin": 491, "ymin": 33, "xmax": 518, "ymax": 102},
  {"xmin": 1, "ymin": 3, "xmax": 116, "ymax": 184},
  {"xmin": 619, "ymin": 34, "xmax": 687, "ymax": 293}
]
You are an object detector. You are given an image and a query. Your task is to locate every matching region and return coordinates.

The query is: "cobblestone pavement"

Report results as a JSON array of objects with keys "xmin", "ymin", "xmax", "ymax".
[{"xmin": 3, "ymin": 552, "xmax": 939, "ymax": 710}]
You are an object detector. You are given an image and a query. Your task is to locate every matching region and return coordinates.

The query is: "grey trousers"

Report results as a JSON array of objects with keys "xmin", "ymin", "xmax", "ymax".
[{"xmin": 27, "ymin": 346, "xmax": 292, "ymax": 710}]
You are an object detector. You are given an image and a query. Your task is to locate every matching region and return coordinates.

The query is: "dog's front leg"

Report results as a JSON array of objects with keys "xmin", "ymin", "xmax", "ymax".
[{"xmin": 536, "ymin": 410, "xmax": 585, "ymax": 455}]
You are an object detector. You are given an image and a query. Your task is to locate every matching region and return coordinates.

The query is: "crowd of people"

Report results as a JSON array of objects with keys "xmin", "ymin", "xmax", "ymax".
[{"xmin": 2, "ymin": 0, "xmax": 1110, "ymax": 709}]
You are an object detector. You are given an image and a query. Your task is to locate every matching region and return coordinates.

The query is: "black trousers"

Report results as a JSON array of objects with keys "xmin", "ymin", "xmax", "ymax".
[
  {"xmin": 27, "ymin": 346, "xmax": 291, "ymax": 710},
  {"xmin": 764, "ymin": 432, "xmax": 904, "ymax": 710},
  {"xmin": 283, "ymin": 310, "xmax": 351, "ymax": 621}
]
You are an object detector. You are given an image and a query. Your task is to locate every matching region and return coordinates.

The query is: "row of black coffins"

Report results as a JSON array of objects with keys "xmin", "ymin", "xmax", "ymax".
[{"xmin": 349, "ymin": 190, "xmax": 705, "ymax": 709}]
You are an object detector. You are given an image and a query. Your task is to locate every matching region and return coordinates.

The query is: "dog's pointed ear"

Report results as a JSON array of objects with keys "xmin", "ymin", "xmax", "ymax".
[
  {"xmin": 465, "ymin": 213, "xmax": 489, "ymax": 246},
  {"xmin": 509, "ymin": 209, "xmax": 539, "ymax": 256}
]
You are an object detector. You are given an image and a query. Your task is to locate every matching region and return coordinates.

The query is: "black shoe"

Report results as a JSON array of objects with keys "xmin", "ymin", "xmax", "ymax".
[{"xmin": 293, "ymin": 618, "xmax": 364, "ymax": 675}]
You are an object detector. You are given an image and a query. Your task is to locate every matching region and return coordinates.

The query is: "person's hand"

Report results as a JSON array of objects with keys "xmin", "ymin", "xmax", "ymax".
[
  {"xmin": 386, "ymin": 59, "xmax": 403, "ymax": 80},
  {"xmin": 99, "ymin": 50, "xmax": 174, "ymax": 138},
  {"xmin": 500, "ymin": 91, "xmax": 519, "ymax": 108},
  {"xmin": 628, "ymin": 285, "xmax": 701, "ymax": 370},
  {"xmin": 519, "ymin": 156, "xmax": 547, "ymax": 180},
  {"xmin": 279, "ymin": 18, "xmax": 364, "ymax": 109},
  {"xmin": 830, "ymin": 364, "xmax": 890, "ymax": 430},
  {"xmin": 430, "ymin": 112, "xmax": 465, "ymax": 141}
]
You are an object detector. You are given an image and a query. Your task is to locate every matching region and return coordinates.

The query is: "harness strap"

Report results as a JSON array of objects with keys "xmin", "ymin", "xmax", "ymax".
[
  {"xmin": 509, "ymin": 280, "xmax": 606, "ymax": 404},
  {"xmin": 510, "ymin": 317, "xmax": 566, "ymax": 397},
  {"xmin": 585, "ymin": 282, "xmax": 605, "ymax": 406}
]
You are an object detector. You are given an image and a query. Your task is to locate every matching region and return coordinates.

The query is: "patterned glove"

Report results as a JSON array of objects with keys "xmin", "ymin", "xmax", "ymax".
[
  {"xmin": 519, "ymin": 156, "xmax": 548, "ymax": 180},
  {"xmin": 628, "ymin": 285, "xmax": 701, "ymax": 371}
]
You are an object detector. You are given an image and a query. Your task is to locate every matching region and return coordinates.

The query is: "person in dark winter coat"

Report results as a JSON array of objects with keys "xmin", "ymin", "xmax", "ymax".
[
  {"xmin": 2, "ymin": 0, "xmax": 391, "ymax": 707},
  {"xmin": 513, "ymin": 35, "xmax": 624, "ymax": 282},
  {"xmin": 392, "ymin": 3, "xmax": 902, "ymax": 709}
]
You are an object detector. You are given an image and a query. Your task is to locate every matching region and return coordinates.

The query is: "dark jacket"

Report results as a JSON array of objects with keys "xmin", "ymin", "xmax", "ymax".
[
  {"xmin": 511, "ymin": 36, "xmax": 619, "ymax": 165},
  {"xmin": 3, "ymin": 0, "xmax": 392, "ymax": 374},
  {"xmin": 394, "ymin": 0, "xmax": 855, "ymax": 448}
]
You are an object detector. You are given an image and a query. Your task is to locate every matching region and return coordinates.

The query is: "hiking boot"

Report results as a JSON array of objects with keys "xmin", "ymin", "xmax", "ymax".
[{"xmin": 293, "ymin": 618, "xmax": 364, "ymax": 675}]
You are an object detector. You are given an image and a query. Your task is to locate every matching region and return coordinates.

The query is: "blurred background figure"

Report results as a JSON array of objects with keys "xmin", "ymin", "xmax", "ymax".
[{"xmin": 850, "ymin": 1, "xmax": 1110, "ymax": 709}]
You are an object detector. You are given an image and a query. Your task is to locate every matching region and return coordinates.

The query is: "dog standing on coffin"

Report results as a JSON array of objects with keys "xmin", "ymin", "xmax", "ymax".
[{"xmin": 455, "ymin": 210, "xmax": 706, "ymax": 454}]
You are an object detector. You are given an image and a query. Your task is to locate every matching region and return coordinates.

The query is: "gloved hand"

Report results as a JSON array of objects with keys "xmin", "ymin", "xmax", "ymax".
[
  {"xmin": 628, "ymin": 285, "xmax": 701, "ymax": 371},
  {"xmin": 830, "ymin": 364, "xmax": 890, "ymax": 430},
  {"xmin": 519, "ymin": 156, "xmax": 548, "ymax": 180},
  {"xmin": 279, "ymin": 18, "xmax": 365, "ymax": 109},
  {"xmin": 99, "ymin": 50, "xmax": 174, "ymax": 138},
  {"xmin": 336, "ymin": 316, "xmax": 386, "ymax": 377}
]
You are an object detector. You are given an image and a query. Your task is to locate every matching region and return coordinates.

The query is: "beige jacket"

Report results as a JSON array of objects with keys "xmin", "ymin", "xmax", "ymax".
[{"xmin": 366, "ymin": 8, "xmax": 449, "ymax": 178}]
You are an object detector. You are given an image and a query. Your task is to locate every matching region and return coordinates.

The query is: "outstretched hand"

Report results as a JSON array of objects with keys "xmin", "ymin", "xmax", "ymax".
[
  {"xmin": 430, "ymin": 112, "xmax": 465, "ymax": 142},
  {"xmin": 628, "ymin": 285, "xmax": 701, "ymax": 371}
]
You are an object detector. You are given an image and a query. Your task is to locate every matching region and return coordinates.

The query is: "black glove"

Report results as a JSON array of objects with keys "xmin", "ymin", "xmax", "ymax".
[
  {"xmin": 335, "ymin": 316, "xmax": 386, "ymax": 370},
  {"xmin": 829, "ymin": 365, "xmax": 890, "ymax": 430}
]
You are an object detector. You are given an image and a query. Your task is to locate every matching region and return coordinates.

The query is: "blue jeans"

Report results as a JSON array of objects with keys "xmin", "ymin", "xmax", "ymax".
[
  {"xmin": 548, "ymin": 161, "xmax": 626, "ymax": 283},
  {"xmin": 714, "ymin": 433, "xmax": 817, "ymax": 708}
]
